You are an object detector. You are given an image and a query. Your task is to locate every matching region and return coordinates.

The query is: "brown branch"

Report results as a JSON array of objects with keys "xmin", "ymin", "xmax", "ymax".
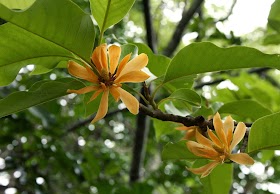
[{"xmin": 163, "ymin": 0, "xmax": 204, "ymax": 57}]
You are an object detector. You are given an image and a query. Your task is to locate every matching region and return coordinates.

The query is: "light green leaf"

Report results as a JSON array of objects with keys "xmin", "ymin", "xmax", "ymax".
[
  {"xmin": 264, "ymin": 33, "xmax": 280, "ymax": 45},
  {"xmin": 134, "ymin": 43, "xmax": 171, "ymax": 77},
  {"xmin": 153, "ymin": 119, "xmax": 179, "ymax": 141},
  {"xmin": 0, "ymin": 0, "xmax": 35, "ymax": 9},
  {"xmin": 90, "ymin": 0, "xmax": 135, "ymax": 33},
  {"xmin": 248, "ymin": 112, "xmax": 280, "ymax": 153},
  {"xmin": 194, "ymin": 160, "xmax": 233, "ymax": 194},
  {"xmin": 0, "ymin": 78, "xmax": 84, "ymax": 118},
  {"xmin": 0, "ymin": 0, "xmax": 95, "ymax": 85},
  {"xmin": 0, "ymin": 0, "xmax": 95, "ymax": 60},
  {"xmin": 218, "ymin": 100, "xmax": 272, "ymax": 121},
  {"xmin": 162, "ymin": 140, "xmax": 201, "ymax": 160},
  {"xmin": 267, "ymin": 0, "xmax": 280, "ymax": 32},
  {"xmin": 164, "ymin": 42, "xmax": 280, "ymax": 83},
  {"xmin": 159, "ymin": 89, "xmax": 201, "ymax": 107},
  {"xmin": 0, "ymin": 23, "xmax": 73, "ymax": 86}
]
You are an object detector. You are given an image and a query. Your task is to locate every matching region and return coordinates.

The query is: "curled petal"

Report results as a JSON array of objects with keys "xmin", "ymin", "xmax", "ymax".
[
  {"xmin": 229, "ymin": 153, "xmax": 254, "ymax": 165},
  {"xmin": 187, "ymin": 141, "xmax": 220, "ymax": 159},
  {"xmin": 67, "ymin": 85, "xmax": 98, "ymax": 94},
  {"xmin": 187, "ymin": 160, "xmax": 220, "ymax": 178},
  {"xmin": 117, "ymin": 53, "xmax": 148, "ymax": 78},
  {"xmin": 91, "ymin": 90, "xmax": 109, "ymax": 123},
  {"xmin": 115, "ymin": 53, "xmax": 131, "ymax": 77},
  {"xmin": 184, "ymin": 129, "xmax": 196, "ymax": 140},
  {"xmin": 68, "ymin": 61, "xmax": 98, "ymax": 83},
  {"xmin": 213, "ymin": 113, "xmax": 228, "ymax": 146},
  {"xmin": 92, "ymin": 44, "xmax": 108, "ymax": 72},
  {"xmin": 117, "ymin": 87, "xmax": 139, "ymax": 114},
  {"xmin": 224, "ymin": 115, "xmax": 234, "ymax": 135},
  {"xmin": 207, "ymin": 129, "xmax": 223, "ymax": 149},
  {"xmin": 115, "ymin": 71, "xmax": 150, "ymax": 83},
  {"xmin": 109, "ymin": 45, "xmax": 121, "ymax": 74},
  {"xmin": 196, "ymin": 131, "xmax": 213, "ymax": 148},
  {"xmin": 109, "ymin": 86, "xmax": 121, "ymax": 102},
  {"xmin": 230, "ymin": 122, "xmax": 246, "ymax": 151}
]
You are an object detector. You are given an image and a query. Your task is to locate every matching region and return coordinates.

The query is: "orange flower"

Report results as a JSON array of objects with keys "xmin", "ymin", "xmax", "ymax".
[
  {"xmin": 67, "ymin": 44, "xmax": 149, "ymax": 123},
  {"xmin": 186, "ymin": 113, "xmax": 254, "ymax": 178},
  {"xmin": 176, "ymin": 125, "xmax": 200, "ymax": 140}
]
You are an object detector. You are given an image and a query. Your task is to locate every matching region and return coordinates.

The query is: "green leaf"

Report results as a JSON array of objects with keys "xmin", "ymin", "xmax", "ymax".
[
  {"xmin": 194, "ymin": 160, "xmax": 233, "ymax": 194},
  {"xmin": 120, "ymin": 44, "xmax": 138, "ymax": 60},
  {"xmin": 0, "ymin": 0, "xmax": 35, "ymax": 9},
  {"xmin": 267, "ymin": 0, "xmax": 280, "ymax": 32},
  {"xmin": 162, "ymin": 140, "xmax": 201, "ymax": 160},
  {"xmin": 164, "ymin": 42, "xmax": 280, "ymax": 83},
  {"xmin": 0, "ymin": 0, "xmax": 95, "ymax": 86},
  {"xmin": 0, "ymin": 78, "xmax": 84, "ymax": 118},
  {"xmin": 90, "ymin": 0, "xmax": 135, "ymax": 33},
  {"xmin": 0, "ymin": 23, "xmax": 74, "ymax": 86},
  {"xmin": 159, "ymin": 89, "xmax": 201, "ymax": 107},
  {"xmin": 264, "ymin": 33, "xmax": 280, "ymax": 45},
  {"xmin": 0, "ymin": 0, "xmax": 95, "ymax": 60},
  {"xmin": 218, "ymin": 100, "xmax": 272, "ymax": 121},
  {"xmin": 248, "ymin": 112, "xmax": 280, "ymax": 153},
  {"xmin": 153, "ymin": 119, "xmax": 179, "ymax": 141},
  {"xmin": 134, "ymin": 43, "xmax": 171, "ymax": 77}
]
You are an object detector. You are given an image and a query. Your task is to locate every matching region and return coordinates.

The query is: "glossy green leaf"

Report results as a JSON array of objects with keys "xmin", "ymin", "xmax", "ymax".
[
  {"xmin": 0, "ymin": 0, "xmax": 95, "ymax": 85},
  {"xmin": 0, "ymin": 23, "xmax": 74, "ymax": 86},
  {"xmin": 164, "ymin": 42, "xmax": 280, "ymax": 83},
  {"xmin": 135, "ymin": 43, "xmax": 171, "ymax": 77},
  {"xmin": 264, "ymin": 34, "xmax": 280, "ymax": 45},
  {"xmin": 267, "ymin": 0, "xmax": 280, "ymax": 32},
  {"xmin": 248, "ymin": 112, "xmax": 280, "ymax": 153},
  {"xmin": 0, "ymin": 78, "xmax": 84, "ymax": 118},
  {"xmin": 159, "ymin": 89, "xmax": 201, "ymax": 107},
  {"xmin": 153, "ymin": 119, "xmax": 179, "ymax": 141},
  {"xmin": 194, "ymin": 160, "xmax": 233, "ymax": 194},
  {"xmin": 162, "ymin": 140, "xmax": 200, "ymax": 160},
  {"xmin": 0, "ymin": 0, "xmax": 95, "ymax": 60},
  {"xmin": 218, "ymin": 100, "xmax": 272, "ymax": 121},
  {"xmin": 0, "ymin": 0, "xmax": 35, "ymax": 9},
  {"xmin": 90, "ymin": 0, "xmax": 135, "ymax": 33}
]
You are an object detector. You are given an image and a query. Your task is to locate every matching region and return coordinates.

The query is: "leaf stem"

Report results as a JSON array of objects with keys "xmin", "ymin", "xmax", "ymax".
[{"xmin": 98, "ymin": 0, "xmax": 112, "ymax": 45}]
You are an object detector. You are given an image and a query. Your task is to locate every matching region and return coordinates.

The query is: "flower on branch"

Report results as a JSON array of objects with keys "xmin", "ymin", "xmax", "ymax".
[
  {"xmin": 67, "ymin": 44, "xmax": 149, "ymax": 123},
  {"xmin": 176, "ymin": 125, "xmax": 201, "ymax": 140},
  {"xmin": 186, "ymin": 113, "xmax": 254, "ymax": 178}
]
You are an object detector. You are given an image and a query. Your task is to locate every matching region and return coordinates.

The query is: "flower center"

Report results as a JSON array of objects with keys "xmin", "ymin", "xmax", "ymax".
[{"xmin": 98, "ymin": 69, "xmax": 116, "ymax": 87}]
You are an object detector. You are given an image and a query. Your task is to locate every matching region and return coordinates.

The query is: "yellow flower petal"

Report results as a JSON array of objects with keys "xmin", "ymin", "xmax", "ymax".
[
  {"xmin": 67, "ymin": 85, "xmax": 98, "ymax": 94},
  {"xmin": 91, "ymin": 90, "xmax": 109, "ymax": 123},
  {"xmin": 213, "ymin": 113, "xmax": 228, "ymax": 146},
  {"xmin": 88, "ymin": 89, "xmax": 103, "ymax": 103},
  {"xmin": 187, "ymin": 141, "xmax": 220, "ymax": 159},
  {"xmin": 230, "ymin": 122, "xmax": 246, "ymax": 151},
  {"xmin": 109, "ymin": 86, "xmax": 121, "ymax": 102},
  {"xmin": 109, "ymin": 45, "xmax": 121, "ymax": 74},
  {"xmin": 115, "ymin": 71, "xmax": 150, "ymax": 83},
  {"xmin": 229, "ymin": 153, "xmax": 254, "ymax": 165},
  {"xmin": 207, "ymin": 129, "xmax": 223, "ymax": 149},
  {"xmin": 115, "ymin": 53, "xmax": 131, "ymax": 77},
  {"xmin": 117, "ymin": 53, "xmax": 148, "ymax": 78},
  {"xmin": 224, "ymin": 115, "xmax": 234, "ymax": 134},
  {"xmin": 117, "ymin": 87, "xmax": 139, "ymax": 114},
  {"xmin": 92, "ymin": 44, "xmax": 108, "ymax": 73},
  {"xmin": 187, "ymin": 160, "xmax": 220, "ymax": 178},
  {"xmin": 68, "ymin": 61, "xmax": 98, "ymax": 83},
  {"xmin": 196, "ymin": 131, "xmax": 213, "ymax": 148}
]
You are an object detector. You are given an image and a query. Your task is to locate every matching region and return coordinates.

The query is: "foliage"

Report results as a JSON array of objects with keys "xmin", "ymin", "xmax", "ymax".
[{"xmin": 1, "ymin": 0, "xmax": 280, "ymax": 193}]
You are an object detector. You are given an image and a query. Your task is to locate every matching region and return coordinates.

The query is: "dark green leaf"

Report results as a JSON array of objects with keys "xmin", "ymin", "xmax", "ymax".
[
  {"xmin": 248, "ymin": 112, "xmax": 280, "ymax": 153},
  {"xmin": 162, "ymin": 140, "xmax": 201, "ymax": 160},
  {"xmin": 164, "ymin": 42, "xmax": 280, "ymax": 83},
  {"xmin": 0, "ymin": 78, "xmax": 84, "ymax": 118},
  {"xmin": 218, "ymin": 100, "xmax": 272, "ymax": 121}
]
